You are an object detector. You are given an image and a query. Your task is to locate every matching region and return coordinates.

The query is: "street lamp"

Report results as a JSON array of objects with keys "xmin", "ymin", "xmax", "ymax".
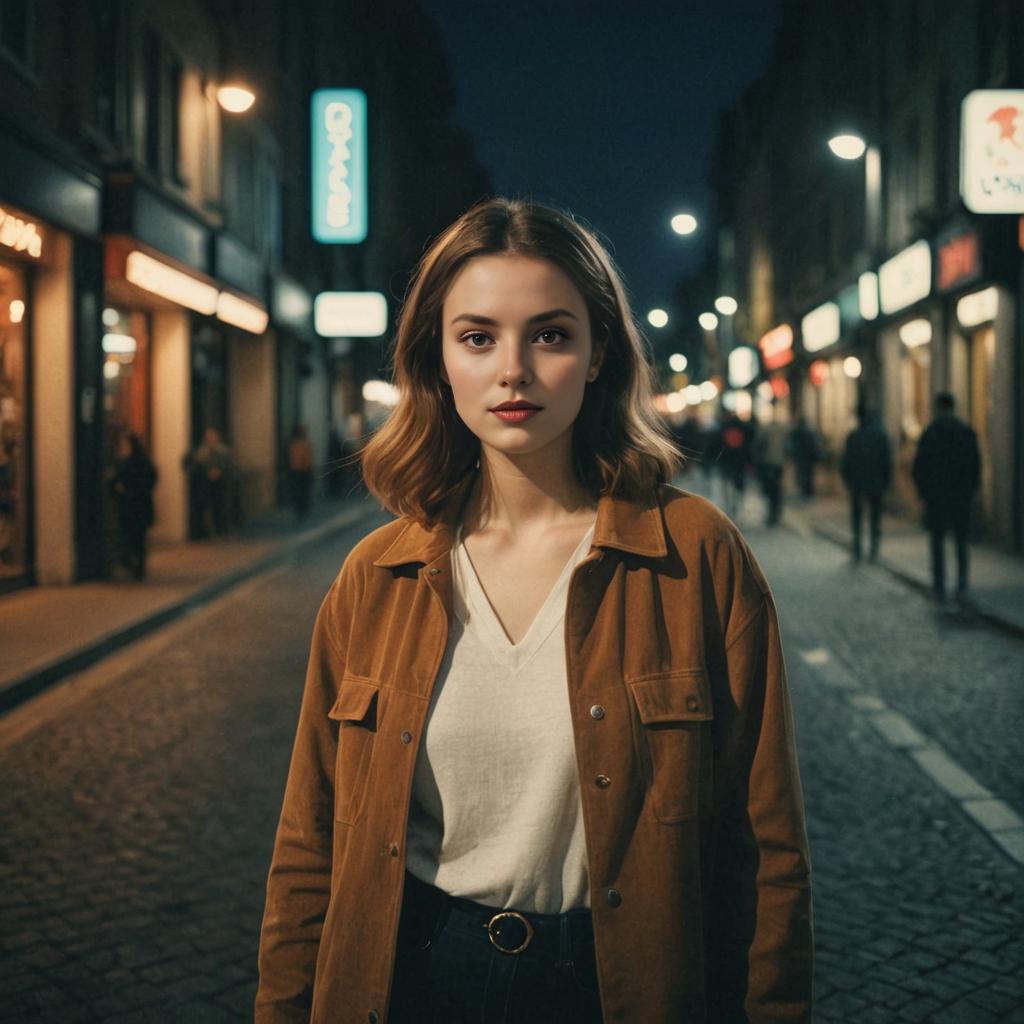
[
  {"xmin": 698, "ymin": 312, "xmax": 719, "ymax": 331},
  {"xmin": 647, "ymin": 308, "xmax": 669, "ymax": 328},
  {"xmin": 714, "ymin": 295, "xmax": 738, "ymax": 316},
  {"xmin": 670, "ymin": 213, "xmax": 698, "ymax": 236},
  {"xmin": 668, "ymin": 353, "xmax": 688, "ymax": 373},
  {"xmin": 827, "ymin": 131, "xmax": 881, "ymax": 256},
  {"xmin": 217, "ymin": 84, "xmax": 256, "ymax": 113}
]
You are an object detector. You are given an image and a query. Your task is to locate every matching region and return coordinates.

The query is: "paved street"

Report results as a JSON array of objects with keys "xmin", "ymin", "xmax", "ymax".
[{"xmin": 1, "ymin": 491, "xmax": 1022, "ymax": 1022}]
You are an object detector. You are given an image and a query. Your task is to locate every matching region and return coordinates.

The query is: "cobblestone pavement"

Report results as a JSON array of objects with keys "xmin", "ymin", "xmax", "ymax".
[{"xmin": 1, "ymin": 495, "xmax": 1021, "ymax": 1022}]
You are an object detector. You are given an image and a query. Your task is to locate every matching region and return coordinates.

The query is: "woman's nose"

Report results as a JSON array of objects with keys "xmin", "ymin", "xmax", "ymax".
[{"xmin": 498, "ymin": 344, "xmax": 532, "ymax": 387}]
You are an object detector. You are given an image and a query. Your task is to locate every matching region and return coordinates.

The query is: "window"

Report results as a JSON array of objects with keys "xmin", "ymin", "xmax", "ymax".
[
  {"xmin": 168, "ymin": 56, "xmax": 185, "ymax": 184},
  {"xmin": 0, "ymin": 0, "xmax": 35, "ymax": 70},
  {"xmin": 93, "ymin": 0, "xmax": 118, "ymax": 139},
  {"xmin": 143, "ymin": 30, "xmax": 162, "ymax": 171}
]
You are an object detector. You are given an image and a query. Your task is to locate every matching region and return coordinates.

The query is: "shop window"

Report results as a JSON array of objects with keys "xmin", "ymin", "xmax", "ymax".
[
  {"xmin": 0, "ymin": 260, "xmax": 29, "ymax": 582},
  {"xmin": 143, "ymin": 29, "xmax": 162, "ymax": 172},
  {"xmin": 92, "ymin": 0, "xmax": 118, "ymax": 139},
  {"xmin": 169, "ymin": 55, "xmax": 186, "ymax": 185},
  {"xmin": 0, "ymin": 0, "xmax": 34, "ymax": 71},
  {"xmin": 101, "ymin": 307, "xmax": 151, "ymax": 449}
]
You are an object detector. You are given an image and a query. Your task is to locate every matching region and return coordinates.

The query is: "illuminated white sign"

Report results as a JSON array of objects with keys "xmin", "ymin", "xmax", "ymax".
[
  {"xmin": 728, "ymin": 346, "xmax": 758, "ymax": 389},
  {"xmin": 0, "ymin": 205, "xmax": 43, "ymax": 258},
  {"xmin": 315, "ymin": 291, "xmax": 388, "ymax": 337},
  {"xmin": 961, "ymin": 90, "xmax": 1024, "ymax": 213},
  {"xmin": 758, "ymin": 324, "xmax": 794, "ymax": 370},
  {"xmin": 217, "ymin": 292, "xmax": 269, "ymax": 334},
  {"xmin": 801, "ymin": 302, "xmax": 840, "ymax": 353},
  {"xmin": 957, "ymin": 286, "xmax": 999, "ymax": 328},
  {"xmin": 312, "ymin": 89, "xmax": 368, "ymax": 243},
  {"xmin": 879, "ymin": 241, "xmax": 931, "ymax": 315},
  {"xmin": 858, "ymin": 272, "xmax": 879, "ymax": 321},
  {"xmin": 125, "ymin": 251, "xmax": 219, "ymax": 314},
  {"xmin": 102, "ymin": 333, "xmax": 137, "ymax": 354}
]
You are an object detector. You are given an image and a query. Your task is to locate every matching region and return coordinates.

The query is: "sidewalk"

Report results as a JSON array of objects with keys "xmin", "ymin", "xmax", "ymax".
[
  {"xmin": 676, "ymin": 471, "xmax": 1024, "ymax": 637},
  {"xmin": 796, "ymin": 493, "xmax": 1024, "ymax": 636},
  {"xmin": 0, "ymin": 494, "xmax": 381, "ymax": 714}
]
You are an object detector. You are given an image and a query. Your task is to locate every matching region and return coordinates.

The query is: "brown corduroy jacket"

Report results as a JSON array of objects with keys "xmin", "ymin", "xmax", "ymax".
[{"xmin": 256, "ymin": 483, "xmax": 813, "ymax": 1023}]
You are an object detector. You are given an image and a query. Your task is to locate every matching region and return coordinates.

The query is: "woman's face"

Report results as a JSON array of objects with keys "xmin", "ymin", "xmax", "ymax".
[{"xmin": 440, "ymin": 254, "xmax": 602, "ymax": 461}]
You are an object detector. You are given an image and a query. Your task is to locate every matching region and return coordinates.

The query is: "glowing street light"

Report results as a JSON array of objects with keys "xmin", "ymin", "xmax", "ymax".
[
  {"xmin": 828, "ymin": 133, "xmax": 867, "ymax": 160},
  {"xmin": 217, "ymin": 84, "xmax": 256, "ymax": 113},
  {"xmin": 670, "ymin": 213, "xmax": 698, "ymax": 236},
  {"xmin": 714, "ymin": 296, "xmax": 738, "ymax": 316},
  {"xmin": 647, "ymin": 308, "xmax": 669, "ymax": 328},
  {"xmin": 698, "ymin": 312, "xmax": 719, "ymax": 331},
  {"xmin": 668, "ymin": 353, "xmax": 688, "ymax": 373}
]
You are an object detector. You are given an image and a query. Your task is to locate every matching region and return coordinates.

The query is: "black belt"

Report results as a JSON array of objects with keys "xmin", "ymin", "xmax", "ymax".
[{"xmin": 402, "ymin": 872, "xmax": 594, "ymax": 958}]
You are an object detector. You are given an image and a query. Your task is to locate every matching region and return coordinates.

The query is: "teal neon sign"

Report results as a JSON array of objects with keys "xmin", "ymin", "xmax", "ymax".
[{"xmin": 311, "ymin": 89, "xmax": 367, "ymax": 244}]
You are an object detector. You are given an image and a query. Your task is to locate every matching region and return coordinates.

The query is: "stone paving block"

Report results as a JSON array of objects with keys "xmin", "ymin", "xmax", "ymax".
[
  {"xmin": 966, "ymin": 986, "xmax": 1024, "ymax": 1015},
  {"xmin": 898, "ymin": 995, "xmax": 945, "ymax": 1022},
  {"xmin": 931, "ymin": 1000, "xmax": 999, "ymax": 1023}
]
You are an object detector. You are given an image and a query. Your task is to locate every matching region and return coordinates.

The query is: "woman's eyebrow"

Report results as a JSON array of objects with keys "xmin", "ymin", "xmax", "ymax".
[{"xmin": 450, "ymin": 308, "xmax": 578, "ymax": 326}]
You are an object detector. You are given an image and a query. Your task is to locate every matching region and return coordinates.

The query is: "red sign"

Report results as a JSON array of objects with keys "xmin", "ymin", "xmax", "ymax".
[
  {"xmin": 809, "ymin": 360, "xmax": 829, "ymax": 388},
  {"xmin": 758, "ymin": 324, "xmax": 794, "ymax": 371},
  {"xmin": 770, "ymin": 376, "xmax": 790, "ymax": 398},
  {"xmin": 937, "ymin": 232, "xmax": 980, "ymax": 292},
  {"xmin": 1019, "ymin": 216, "xmax": 1024, "ymax": 252}
]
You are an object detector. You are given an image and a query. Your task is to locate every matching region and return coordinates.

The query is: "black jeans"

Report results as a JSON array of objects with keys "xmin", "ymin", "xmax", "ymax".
[
  {"xmin": 389, "ymin": 873, "xmax": 604, "ymax": 1023},
  {"xmin": 929, "ymin": 521, "xmax": 969, "ymax": 597},
  {"xmin": 850, "ymin": 489, "xmax": 883, "ymax": 559}
]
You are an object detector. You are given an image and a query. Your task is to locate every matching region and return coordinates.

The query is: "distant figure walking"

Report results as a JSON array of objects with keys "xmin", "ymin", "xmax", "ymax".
[
  {"xmin": 753, "ymin": 408, "xmax": 787, "ymax": 526},
  {"xmin": 912, "ymin": 393, "xmax": 981, "ymax": 603},
  {"xmin": 840, "ymin": 406, "xmax": 891, "ymax": 563},
  {"xmin": 287, "ymin": 424, "xmax": 315, "ymax": 520},
  {"xmin": 110, "ymin": 432, "xmax": 158, "ymax": 579},
  {"xmin": 717, "ymin": 412, "xmax": 752, "ymax": 521},
  {"xmin": 188, "ymin": 428, "xmax": 233, "ymax": 537},
  {"xmin": 788, "ymin": 416, "xmax": 820, "ymax": 500}
]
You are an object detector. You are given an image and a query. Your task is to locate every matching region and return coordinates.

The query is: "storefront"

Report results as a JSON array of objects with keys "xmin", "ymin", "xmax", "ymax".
[{"xmin": 0, "ymin": 239, "xmax": 32, "ymax": 590}]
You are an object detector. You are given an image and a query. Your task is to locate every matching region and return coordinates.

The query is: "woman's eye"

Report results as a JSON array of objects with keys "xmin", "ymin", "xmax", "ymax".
[
  {"xmin": 461, "ymin": 332, "xmax": 492, "ymax": 348},
  {"xmin": 535, "ymin": 328, "xmax": 567, "ymax": 345}
]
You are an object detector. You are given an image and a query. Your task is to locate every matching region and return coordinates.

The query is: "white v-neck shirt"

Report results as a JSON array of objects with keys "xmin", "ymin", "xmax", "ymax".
[{"xmin": 404, "ymin": 520, "xmax": 596, "ymax": 913}]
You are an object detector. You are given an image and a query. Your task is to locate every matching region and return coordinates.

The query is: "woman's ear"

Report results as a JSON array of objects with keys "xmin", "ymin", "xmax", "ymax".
[{"xmin": 587, "ymin": 345, "xmax": 606, "ymax": 382}]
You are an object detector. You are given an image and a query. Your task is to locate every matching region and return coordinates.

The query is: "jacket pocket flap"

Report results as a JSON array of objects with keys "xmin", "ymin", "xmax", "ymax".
[
  {"xmin": 327, "ymin": 678, "xmax": 379, "ymax": 722},
  {"xmin": 629, "ymin": 670, "xmax": 713, "ymax": 724}
]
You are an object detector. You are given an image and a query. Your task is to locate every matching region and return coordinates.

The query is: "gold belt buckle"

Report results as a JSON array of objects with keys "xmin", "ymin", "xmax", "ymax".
[{"xmin": 484, "ymin": 910, "xmax": 535, "ymax": 954}]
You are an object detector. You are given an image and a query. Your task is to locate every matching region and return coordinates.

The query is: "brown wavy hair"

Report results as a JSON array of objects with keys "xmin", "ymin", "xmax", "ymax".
[{"xmin": 360, "ymin": 197, "xmax": 681, "ymax": 523}]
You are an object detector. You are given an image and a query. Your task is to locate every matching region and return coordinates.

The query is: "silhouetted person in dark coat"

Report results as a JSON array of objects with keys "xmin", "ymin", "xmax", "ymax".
[
  {"xmin": 840, "ymin": 406, "xmax": 891, "ymax": 562},
  {"xmin": 110, "ymin": 432, "xmax": 158, "ymax": 579},
  {"xmin": 788, "ymin": 417, "xmax": 819, "ymax": 499},
  {"xmin": 912, "ymin": 393, "xmax": 981, "ymax": 603}
]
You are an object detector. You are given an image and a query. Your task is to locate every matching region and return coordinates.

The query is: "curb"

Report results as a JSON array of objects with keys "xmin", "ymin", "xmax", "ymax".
[
  {"xmin": 0, "ymin": 502, "xmax": 381, "ymax": 716},
  {"xmin": 808, "ymin": 519, "xmax": 1024, "ymax": 640}
]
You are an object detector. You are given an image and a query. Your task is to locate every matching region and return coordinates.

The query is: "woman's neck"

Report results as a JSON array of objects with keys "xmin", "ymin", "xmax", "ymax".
[{"xmin": 462, "ymin": 441, "xmax": 596, "ymax": 536}]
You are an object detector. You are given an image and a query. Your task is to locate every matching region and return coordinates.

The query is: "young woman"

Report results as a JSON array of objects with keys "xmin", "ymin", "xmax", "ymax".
[{"xmin": 256, "ymin": 199, "xmax": 812, "ymax": 1023}]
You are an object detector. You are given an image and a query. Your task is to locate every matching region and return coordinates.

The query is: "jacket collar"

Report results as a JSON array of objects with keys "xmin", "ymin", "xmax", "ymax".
[{"xmin": 372, "ymin": 479, "xmax": 668, "ymax": 569}]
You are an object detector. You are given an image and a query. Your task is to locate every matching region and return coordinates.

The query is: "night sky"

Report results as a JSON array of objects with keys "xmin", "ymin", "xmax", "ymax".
[{"xmin": 420, "ymin": 0, "xmax": 781, "ymax": 325}]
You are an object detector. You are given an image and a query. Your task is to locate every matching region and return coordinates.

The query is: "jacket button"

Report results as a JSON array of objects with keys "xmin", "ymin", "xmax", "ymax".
[
  {"xmin": 686, "ymin": 696, "xmax": 699, "ymax": 712},
  {"xmin": 606, "ymin": 888, "xmax": 622, "ymax": 908},
  {"xmin": 595, "ymin": 774, "xmax": 611, "ymax": 788},
  {"xmin": 368, "ymin": 1012, "xmax": 379, "ymax": 1023},
  {"xmin": 590, "ymin": 704, "xmax": 606, "ymax": 720},
  {"xmin": 400, "ymin": 731, "xmax": 413, "ymax": 744},
  {"xmin": 428, "ymin": 568, "xmax": 441, "ymax": 576},
  {"xmin": 389, "ymin": 843, "xmax": 399, "ymax": 857}
]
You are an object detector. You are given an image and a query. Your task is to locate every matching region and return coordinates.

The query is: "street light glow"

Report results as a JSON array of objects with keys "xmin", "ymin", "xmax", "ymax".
[
  {"xmin": 698, "ymin": 312, "xmax": 719, "ymax": 331},
  {"xmin": 647, "ymin": 308, "xmax": 669, "ymax": 328},
  {"xmin": 714, "ymin": 296, "xmax": 738, "ymax": 316},
  {"xmin": 828, "ymin": 133, "xmax": 867, "ymax": 160},
  {"xmin": 217, "ymin": 85, "xmax": 256, "ymax": 113},
  {"xmin": 668, "ymin": 353, "xmax": 688, "ymax": 373},
  {"xmin": 843, "ymin": 356, "xmax": 863, "ymax": 378},
  {"xmin": 670, "ymin": 213, "xmax": 698, "ymax": 236}
]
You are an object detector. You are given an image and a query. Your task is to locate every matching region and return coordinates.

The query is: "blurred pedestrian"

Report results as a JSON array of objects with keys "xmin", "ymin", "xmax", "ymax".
[
  {"xmin": 286, "ymin": 424, "xmax": 315, "ymax": 520},
  {"xmin": 717, "ymin": 411, "xmax": 752, "ymax": 521},
  {"xmin": 753, "ymin": 403, "xmax": 787, "ymax": 526},
  {"xmin": 788, "ymin": 416, "xmax": 819, "ymax": 500},
  {"xmin": 326, "ymin": 427, "xmax": 345, "ymax": 498},
  {"xmin": 672, "ymin": 413, "xmax": 705, "ymax": 475},
  {"xmin": 840, "ymin": 405, "xmax": 891, "ymax": 563},
  {"xmin": 187, "ymin": 427, "xmax": 233, "ymax": 537},
  {"xmin": 109, "ymin": 432, "xmax": 158, "ymax": 579},
  {"xmin": 912, "ymin": 392, "xmax": 981, "ymax": 604},
  {"xmin": 256, "ymin": 198, "xmax": 812, "ymax": 1023}
]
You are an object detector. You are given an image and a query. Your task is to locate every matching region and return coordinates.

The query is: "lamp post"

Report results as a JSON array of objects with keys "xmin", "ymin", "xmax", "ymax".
[
  {"xmin": 828, "ymin": 132, "xmax": 881, "ymax": 260},
  {"xmin": 670, "ymin": 213, "xmax": 698, "ymax": 236}
]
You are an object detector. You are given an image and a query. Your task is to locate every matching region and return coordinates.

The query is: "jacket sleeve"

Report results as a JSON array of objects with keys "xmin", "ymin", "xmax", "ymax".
[
  {"xmin": 707, "ymin": 543, "xmax": 813, "ymax": 1023},
  {"xmin": 255, "ymin": 565, "xmax": 357, "ymax": 1022}
]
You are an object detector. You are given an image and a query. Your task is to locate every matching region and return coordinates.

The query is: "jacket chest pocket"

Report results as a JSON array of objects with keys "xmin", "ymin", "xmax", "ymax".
[
  {"xmin": 628, "ymin": 669, "xmax": 713, "ymax": 824},
  {"xmin": 327, "ymin": 676, "xmax": 380, "ymax": 826}
]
